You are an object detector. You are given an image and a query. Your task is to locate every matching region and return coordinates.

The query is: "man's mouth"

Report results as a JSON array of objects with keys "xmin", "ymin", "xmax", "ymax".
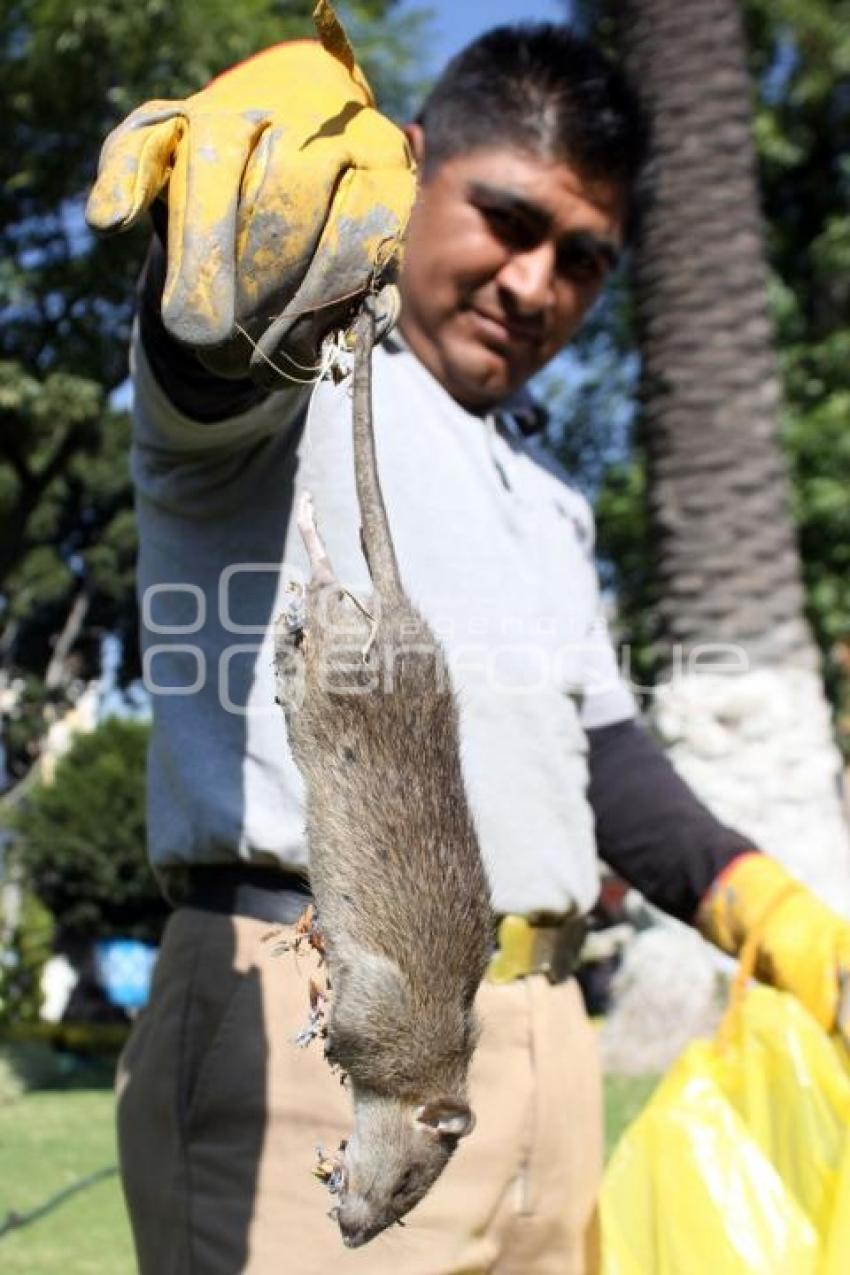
[{"xmin": 468, "ymin": 307, "xmax": 542, "ymax": 351}]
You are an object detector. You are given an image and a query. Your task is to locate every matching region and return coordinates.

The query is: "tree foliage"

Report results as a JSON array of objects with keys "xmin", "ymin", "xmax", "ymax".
[
  {"xmin": 0, "ymin": 890, "xmax": 54, "ymax": 1026},
  {"xmin": 745, "ymin": 0, "xmax": 850, "ymax": 744},
  {"xmin": 0, "ymin": 0, "xmax": 428, "ymax": 783},
  {"xmin": 6, "ymin": 717, "xmax": 166, "ymax": 943},
  {"xmin": 563, "ymin": 0, "xmax": 850, "ymax": 744}
]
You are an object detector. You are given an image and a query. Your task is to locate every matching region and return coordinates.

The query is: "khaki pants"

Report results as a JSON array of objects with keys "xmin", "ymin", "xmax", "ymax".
[{"xmin": 118, "ymin": 909, "xmax": 602, "ymax": 1275}]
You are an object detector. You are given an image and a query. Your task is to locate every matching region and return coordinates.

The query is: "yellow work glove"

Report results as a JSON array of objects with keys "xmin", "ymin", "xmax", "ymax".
[
  {"xmin": 699, "ymin": 851, "xmax": 850, "ymax": 1043},
  {"xmin": 85, "ymin": 1, "xmax": 416, "ymax": 385}
]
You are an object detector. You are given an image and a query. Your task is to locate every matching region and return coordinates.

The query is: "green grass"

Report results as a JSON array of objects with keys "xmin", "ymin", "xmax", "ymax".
[
  {"xmin": 604, "ymin": 1072, "xmax": 660, "ymax": 1161},
  {"xmin": 0, "ymin": 1066, "xmax": 658, "ymax": 1272},
  {"xmin": 0, "ymin": 1086, "xmax": 134, "ymax": 1275}
]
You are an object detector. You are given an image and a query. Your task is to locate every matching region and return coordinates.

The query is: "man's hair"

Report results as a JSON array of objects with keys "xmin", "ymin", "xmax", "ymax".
[{"xmin": 417, "ymin": 24, "xmax": 650, "ymax": 229}]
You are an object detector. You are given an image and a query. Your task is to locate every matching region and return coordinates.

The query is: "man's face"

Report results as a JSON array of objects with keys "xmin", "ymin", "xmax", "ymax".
[{"xmin": 398, "ymin": 141, "xmax": 625, "ymax": 412}]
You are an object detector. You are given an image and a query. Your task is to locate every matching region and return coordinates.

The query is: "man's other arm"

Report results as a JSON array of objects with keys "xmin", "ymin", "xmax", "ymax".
[{"xmin": 586, "ymin": 717, "xmax": 751, "ymax": 922}]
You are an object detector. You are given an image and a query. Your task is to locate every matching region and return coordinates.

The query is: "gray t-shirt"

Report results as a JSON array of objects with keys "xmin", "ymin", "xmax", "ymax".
[{"xmin": 131, "ymin": 330, "xmax": 635, "ymax": 916}]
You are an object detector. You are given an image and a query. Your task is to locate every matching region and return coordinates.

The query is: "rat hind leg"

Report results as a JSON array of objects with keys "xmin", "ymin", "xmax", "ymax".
[
  {"xmin": 299, "ymin": 492, "xmax": 377, "ymax": 657},
  {"xmin": 298, "ymin": 491, "xmax": 336, "ymax": 587},
  {"xmin": 274, "ymin": 492, "xmax": 338, "ymax": 706}
]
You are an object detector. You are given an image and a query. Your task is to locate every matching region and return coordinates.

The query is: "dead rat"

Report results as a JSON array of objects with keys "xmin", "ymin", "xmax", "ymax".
[{"xmin": 274, "ymin": 300, "xmax": 492, "ymax": 1247}]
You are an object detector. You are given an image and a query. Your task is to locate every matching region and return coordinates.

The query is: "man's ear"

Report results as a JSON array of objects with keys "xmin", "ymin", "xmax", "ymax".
[{"xmin": 403, "ymin": 122, "xmax": 426, "ymax": 168}]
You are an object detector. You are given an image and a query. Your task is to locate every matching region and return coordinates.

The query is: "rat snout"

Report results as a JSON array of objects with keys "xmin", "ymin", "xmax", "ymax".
[
  {"xmin": 336, "ymin": 1194, "xmax": 382, "ymax": 1248},
  {"xmin": 340, "ymin": 1223, "xmax": 369, "ymax": 1249}
]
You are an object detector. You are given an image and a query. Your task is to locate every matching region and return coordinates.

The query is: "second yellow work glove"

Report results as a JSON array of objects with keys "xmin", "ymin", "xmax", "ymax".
[
  {"xmin": 699, "ymin": 851, "xmax": 850, "ymax": 1044},
  {"xmin": 86, "ymin": 1, "xmax": 417, "ymax": 385}
]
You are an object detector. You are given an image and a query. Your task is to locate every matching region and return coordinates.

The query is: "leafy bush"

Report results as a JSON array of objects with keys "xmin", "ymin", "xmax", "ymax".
[
  {"xmin": 0, "ymin": 890, "xmax": 54, "ymax": 1027},
  {"xmin": 0, "ymin": 1040, "xmax": 67, "ymax": 1104},
  {"xmin": 7, "ymin": 718, "xmax": 167, "ymax": 944}
]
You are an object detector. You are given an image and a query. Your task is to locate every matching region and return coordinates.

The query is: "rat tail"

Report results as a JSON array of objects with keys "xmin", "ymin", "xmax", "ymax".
[{"xmin": 351, "ymin": 302, "xmax": 404, "ymax": 604}]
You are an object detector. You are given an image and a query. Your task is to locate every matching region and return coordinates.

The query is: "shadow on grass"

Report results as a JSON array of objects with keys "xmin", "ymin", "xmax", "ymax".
[
  {"xmin": 0, "ymin": 1165, "xmax": 118, "ymax": 1240},
  {"xmin": 0, "ymin": 1039, "xmax": 119, "ymax": 1101}
]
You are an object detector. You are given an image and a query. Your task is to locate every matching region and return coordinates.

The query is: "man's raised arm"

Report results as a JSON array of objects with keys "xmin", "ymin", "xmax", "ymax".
[{"xmin": 86, "ymin": 1, "xmax": 416, "ymax": 412}]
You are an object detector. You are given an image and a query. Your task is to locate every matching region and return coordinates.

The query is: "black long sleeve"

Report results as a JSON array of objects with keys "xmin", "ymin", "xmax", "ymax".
[{"xmin": 586, "ymin": 717, "xmax": 753, "ymax": 922}]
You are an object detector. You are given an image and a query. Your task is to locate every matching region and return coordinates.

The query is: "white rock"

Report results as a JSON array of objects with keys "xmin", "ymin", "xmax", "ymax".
[
  {"xmin": 41, "ymin": 954, "xmax": 79, "ymax": 1023},
  {"xmin": 601, "ymin": 924, "xmax": 728, "ymax": 1075},
  {"xmin": 653, "ymin": 666, "xmax": 850, "ymax": 913}
]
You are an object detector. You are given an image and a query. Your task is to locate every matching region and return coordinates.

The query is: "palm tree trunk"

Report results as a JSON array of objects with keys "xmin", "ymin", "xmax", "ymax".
[{"xmin": 617, "ymin": 0, "xmax": 850, "ymax": 905}]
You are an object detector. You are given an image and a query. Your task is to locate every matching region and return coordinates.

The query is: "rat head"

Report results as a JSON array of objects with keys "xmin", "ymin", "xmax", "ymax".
[{"xmin": 334, "ymin": 1089, "xmax": 475, "ymax": 1248}]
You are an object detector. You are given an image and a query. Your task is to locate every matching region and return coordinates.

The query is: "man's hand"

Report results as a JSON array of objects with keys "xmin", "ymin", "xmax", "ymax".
[
  {"xmin": 699, "ymin": 851, "xmax": 850, "ymax": 1043},
  {"xmin": 86, "ymin": 1, "xmax": 416, "ymax": 384}
]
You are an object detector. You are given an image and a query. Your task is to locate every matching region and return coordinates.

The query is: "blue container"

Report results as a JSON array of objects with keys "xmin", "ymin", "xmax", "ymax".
[{"xmin": 94, "ymin": 939, "xmax": 158, "ymax": 1012}]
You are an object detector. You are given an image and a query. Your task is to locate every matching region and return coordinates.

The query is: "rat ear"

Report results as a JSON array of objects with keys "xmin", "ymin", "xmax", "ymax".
[{"xmin": 415, "ymin": 1098, "xmax": 476, "ymax": 1139}]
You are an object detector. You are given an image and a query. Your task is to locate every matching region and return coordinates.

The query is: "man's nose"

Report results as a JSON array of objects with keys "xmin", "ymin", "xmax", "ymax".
[{"xmin": 498, "ymin": 241, "xmax": 556, "ymax": 314}]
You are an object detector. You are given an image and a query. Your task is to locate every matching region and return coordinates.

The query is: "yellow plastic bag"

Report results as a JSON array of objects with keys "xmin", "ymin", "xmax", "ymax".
[{"xmin": 600, "ymin": 975, "xmax": 850, "ymax": 1273}]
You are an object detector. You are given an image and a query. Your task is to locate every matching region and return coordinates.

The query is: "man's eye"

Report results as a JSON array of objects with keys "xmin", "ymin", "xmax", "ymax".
[
  {"xmin": 558, "ymin": 244, "xmax": 604, "ymax": 285},
  {"xmin": 480, "ymin": 207, "xmax": 537, "ymax": 250}
]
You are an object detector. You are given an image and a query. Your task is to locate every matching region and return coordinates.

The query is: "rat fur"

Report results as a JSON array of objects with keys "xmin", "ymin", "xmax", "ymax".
[{"xmin": 274, "ymin": 301, "xmax": 492, "ymax": 1247}]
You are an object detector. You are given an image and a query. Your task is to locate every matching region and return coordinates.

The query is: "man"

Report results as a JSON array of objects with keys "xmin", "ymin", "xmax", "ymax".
[{"xmin": 87, "ymin": 10, "xmax": 850, "ymax": 1274}]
